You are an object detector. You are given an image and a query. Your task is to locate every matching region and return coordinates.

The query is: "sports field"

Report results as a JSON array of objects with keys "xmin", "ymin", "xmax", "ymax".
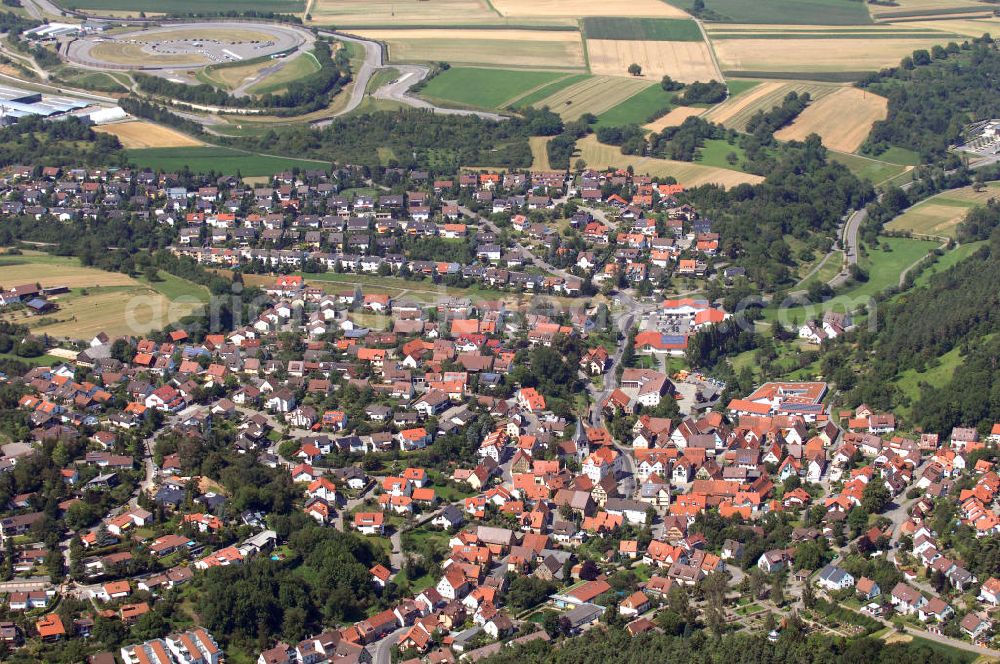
[
  {"xmin": 533, "ymin": 76, "xmax": 652, "ymax": 121},
  {"xmin": 886, "ymin": 183, "xmax": 1000, "ymax": 239},
  {"xmin": 309, "ymin": 0, "xmax": 499, "ymax": 25},
  {"xmin": 587, "ymin": 38, "xmax": 720, "ymax": 82},
  {"xmin": 576, "ymin": 134, "xmax": 763, "ymax": 187},
  {"xmin": 665, "ymin": 0, "xmax": 873, "ymax": 24},
  {"xmin": 582, "ymin": 17, "xmax": 702, "ymax": 41},
  {"xmin": 712, "ymin": 37, "xmax": 953, "ymax": 74},
  {"xmin": 644, "ymin": 106, "xmax": 703, "ymax": 132},
  {"xmin": 491, "ymin": 0, "xmax": 688, "ymax": 18},
  {"xmin": 126, "ymin": 146, "xmax": 329, "ymax": 176},
  {"xmin": 0, "ymin": 253, "xmax": 208, "ymax": 339},
  {"xmin": 95, "ymin": 121, "xmax": 203, "ymax": 149},
  {"xmin": 355, "ymin": 29, "xmax": 586, "ymax": 69},
  {"xmin": 417, "ymin": 67, "xmax": 568, "ymax": 109},
  {"xmin": 704, "ymin": 80, "xmax": 839, "ymax": 131},
  {"xmin": 773, "ymin": 87, "xmax": 887, "ymax": 152}
]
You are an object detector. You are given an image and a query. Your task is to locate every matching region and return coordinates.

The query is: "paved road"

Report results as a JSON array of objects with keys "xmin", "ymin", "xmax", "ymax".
[
  {"xmin": 368, "ymin": 626, "xmax": 407, "ymax": 664},
  {"xmin": 370, "ymin": 65, "xmax": 506, "ymax": 120}
]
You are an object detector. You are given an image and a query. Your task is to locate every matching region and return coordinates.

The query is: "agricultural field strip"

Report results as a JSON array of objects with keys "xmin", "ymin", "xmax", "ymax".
[
  {"xmin": 705, "ymin": 81, "xmax": 840, "ymax": 131},
  {"xmin": 533, "ymin": 76, "xmax": 652, "ymax": 120},
  {"xmin": 500, "ymin": 73, "xmax": 576, "ymax": 108},
  {"xmin": 711, "ymin": 37, "xmax": 951, "ymax": 74},
  {"xmin": 581, "ymin": 17, "xmax": 703, "ymax": 41},
  {"xmin": 586, "ymin": 39, "xmax": 720, "ymax": 83},
  {"xmin": 886, "ymin": 182, "xmax": 1000, "ymax": 237},
  {"xmin": 773, "ymin": 87, "xmax": 888, "ymax": 153}
]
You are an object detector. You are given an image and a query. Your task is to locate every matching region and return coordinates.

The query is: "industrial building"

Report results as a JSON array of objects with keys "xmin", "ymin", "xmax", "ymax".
[{"xmin": 0, "ymin": 85, "xmax": 89, "ymax": 123}]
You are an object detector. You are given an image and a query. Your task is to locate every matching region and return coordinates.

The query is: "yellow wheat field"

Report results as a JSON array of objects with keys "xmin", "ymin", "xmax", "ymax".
[
  {"xmin": 95, "ymin": 121, "xmax": 203, "ymax": 149},
  {"xmin": 644, "ymin": 106, "xmax": 704, "ymax": 132},
  {"xmin": 354, "ymin": 29, "xmax": 586, "ymax": 69},
  {"xmin": 587, "ymin": 39, "xmax": 720, "ymax": 83},
  {"xmin": 774, "ymin": 87, "xmax": 888, "ymax": 153},
  {"xmin": 869, "ymin": 0, "xmax": 992, "ymax": 19},
  {"xmin": 491, "ymin": 0, "xmax": 688, "ymax": 18},
  {"xmin": 310, "ymin": 0, "xmax": 498, "ymax": 25},
  {"xmin": 576, "ymin": 134, "xmax": 763, "ymax": 188},
  {"xmin": 901, "ymin": 17, "xmax": 1000, "ymax": 37},
  {"xmin": 712, "ymin": 38, "xmax": 952, "ymax": 73},
  {"xmin": 704, "ymin": 81, "xmax": 840, "ymax": 131}
]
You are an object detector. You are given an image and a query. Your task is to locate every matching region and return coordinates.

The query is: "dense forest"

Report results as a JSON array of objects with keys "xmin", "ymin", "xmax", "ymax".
[
  {"xmin": 481, "ymin": 625, "xmax": 970, "ymax": 664},
  {"xmin": 745, "ymin": 91, "xmax": 810, "ymax": 140},
  {"xmin": 817, "ymin": 222, "xmax": 1000, "ymax": 433},
  {"xmin": 0, "ymin": 116, "xmax": 124, "ymax": 168},
  {"xmin": 648, "ymin": 117, "xmax": 727, "ymax": 162},
  {"xmin": 681, "ymin": 135, "xmax": 873, "ymax": 288},
  {"xmin": 227, "ymin": 108, "xmax": 564, "ymax": 171},
  {"xmin": 859, "ymin": 35, "xmax": 998, "ymax": 161}
]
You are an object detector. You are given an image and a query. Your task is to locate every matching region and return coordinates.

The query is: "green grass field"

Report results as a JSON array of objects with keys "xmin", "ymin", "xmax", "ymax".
[
  {"xmin": 726, "ymin": 79, "xmax": 760, "ymax": 98},
  {"xmin": 903, "ymin": 636, "xmax": 978, "ymax": 664},
  {"xmin": 593, "ymin": 84, "xmax": 672, "ymax": 127},
  {"xmin": 247, "ymin": 52, "xmax": 322, "ymax": 95},
  {"xmin": 894, "ymin": 343, "xmax": 964, "ymax": 405},
  {"xmin": 829, "ymin": 151, "xmax": 908, "ymax": 185},
  {"xmin": 514, "ymin": 73, "xmax": 589, "ymax": 108},
  {"xmin": 582, "ymin": 17, "xmax": 703, "ymax": 41},
  {"xmin": 126, "ymin": 147, "xmax": 328, "ymax": 176},
  {"xmin": 908, "ymin": 240, "xmax": 985, "ymax": 290},
  {"xmin": 765, "ymin": 236, "xmax": 940, "ymax": 323},
  {"xmin": 418, "ymin": 67, "xmax": 568, "ymax": 110},
  {"xmin": 869, "ymin": 145, "xmax": 922, "ymax": 166},
  {"xmin": 665, "ymin": 0, "xmax": 872, "ymax": 24},
  {"xmin": 887, "ymin": 183, "xmax": 1000, "ymax": 239},
  {"xmin": 57, "ymin": 0, "xmax": 303, "ymax": 11},
  {"xmin": 694, "ymin": 138, "xmax": 748, "ymax": 170}
]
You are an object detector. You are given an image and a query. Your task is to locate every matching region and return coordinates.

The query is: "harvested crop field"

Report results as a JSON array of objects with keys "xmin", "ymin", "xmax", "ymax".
[
  {"xmin": 492, "ymin": 0, "xmax": 688, "ymax": 18},
  {"xmin": 0, "ymin": 253, "xmax": 208, "ymax": 339},
  {"xmin": 704, "ymin": 80, "xmax": 839, "ymax": 131},
  {"xmin": 529, "ymin": 136, "xmax": 552, "ymax": 170},
  {"xmin": 310, "ymin": 0, "xmax": 498, "ymax": 25},
  {"xmin": 534, "ymin": 76, "xmax": 651, "ymax": 120},
  {"xmin": 643, "ymin": 106, "xmax": 704, "ymax": 132},
  {"xmin": 906, "ymin": 17, "xmax": 1000, "ymax": 37},
  {"xmin": 773, "ymin": 87, "xmax": 887, "ymax": 152},
  {"xmin": 712, "ymin": 37, "xmax": 951, "ymax": 74},
  {"xmin": 355, "ymin": 29, "xmax": 586, "ymax": 69},
  {"xmin": 886, "ymin": 183, "xmax": 1000, "ymax": 238},
  {"xmin": 576, "ymin": 134, "xmax": 763, "ymax": 188},
  {"xmin": 587, "ymin": 39, "xmax": 719, "ymax": 83},
  {"xmin": 95, "ymin": 121, "xmax": 203, "ymax": 149},
  {"xmin": 869, "ymin": 0, "xmax": 990, "ymax": 20}
]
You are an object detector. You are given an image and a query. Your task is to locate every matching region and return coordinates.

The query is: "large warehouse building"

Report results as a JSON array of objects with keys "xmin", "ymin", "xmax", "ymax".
[{"xmin": 0, "ymin": 84, "xmax": 89, "ymax": 123}]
